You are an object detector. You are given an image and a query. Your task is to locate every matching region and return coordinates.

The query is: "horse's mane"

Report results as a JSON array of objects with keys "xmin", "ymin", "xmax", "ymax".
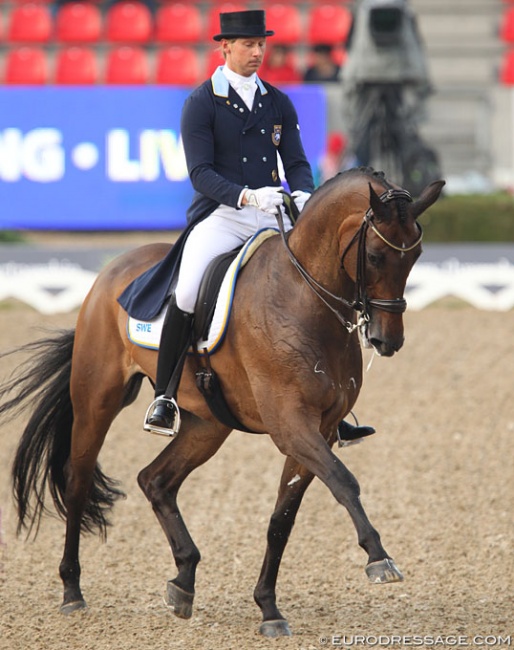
[
  {"xmin": 309, "ymin": 167, "xmax": 410, "ymax": 223},
  {"xmin": 313, "ymin": 167, "xmax": 388, "ymax": 201},
  {"xmin": 312, "ymin": 166, "xmax": 388, "ymax": 199}
]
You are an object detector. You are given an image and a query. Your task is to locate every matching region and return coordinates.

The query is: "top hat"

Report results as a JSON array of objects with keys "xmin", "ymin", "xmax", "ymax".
[{"xmin": 212, "ymin": 10, "xmax": 275, "ymax": 41}]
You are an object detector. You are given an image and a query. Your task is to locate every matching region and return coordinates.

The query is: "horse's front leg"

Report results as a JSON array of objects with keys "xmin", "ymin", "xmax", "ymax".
[
  {"xmin": 271, "ymin": 423, "xmax": 403, "ymax": 585},
  {"xmin": 137, "ymin": 413, "xmax": 231, "ymax": 619},
  {"xmin": 254, "ymin": 456, "xmax": 315, "ymax": 637}
]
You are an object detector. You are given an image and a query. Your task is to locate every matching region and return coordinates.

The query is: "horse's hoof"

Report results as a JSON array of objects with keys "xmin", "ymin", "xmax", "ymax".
[
  {"xmin": 60, "ymin": 599, "xmax": 87, "ymax": 615},
  {"xmin": 366, "ymin": 558, "xmax": 404, "ymax": 584},
  {"xmin": 165, "ymin": 580, "xmax": 194, "ymax": 619},
  {"xmin": 259, "ymin": 619, "xmax": 292, "ymax": 637}
]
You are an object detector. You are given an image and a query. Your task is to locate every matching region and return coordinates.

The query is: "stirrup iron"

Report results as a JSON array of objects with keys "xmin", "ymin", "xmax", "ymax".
[{"xmin": 143, "ymin": 396, "xmax": 181, "ymax": 437}]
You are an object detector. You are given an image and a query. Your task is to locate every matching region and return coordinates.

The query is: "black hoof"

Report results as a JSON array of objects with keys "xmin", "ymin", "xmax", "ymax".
[
  {"xmin": 366, "ymin": 558, "xmax": 404, "ymax": 584},
  {"xmin": 60, "ymin": 599, "xmax": 87, "ymax": 615},
  {"xmin": 165, "ymin": 580, "xmax": 194, "ymax": 619},
  {"xmin": 259, "ymin": 619, "xmax": 292, "ymax": 637}
]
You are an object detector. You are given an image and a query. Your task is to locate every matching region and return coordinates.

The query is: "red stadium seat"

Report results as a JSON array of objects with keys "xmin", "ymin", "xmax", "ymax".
[
  {"xmin": 307, "ymin": 4, "xmax": 352, "ymax": 45},
  {"xmin": 155, "ymin": 3, "xmax": 202, "ymax": 44},
  {"xmin": 500, "ymin": 7, "xmax": 514, "ymax": 43},
  {"xmin": 206, "ymin": 3, "xmax": 247, "ymax": 41},
  {"xmin": 500, "ymin": 49, "xmax": 514, "ymax": 84},
  {"xmin": 55, "ymin": 2, "xmax": 102, "ymax": 43},
  {"xmin": 105, "ymin": 2, "xmax": 152, "ymax": 43},
  {"xmin": 155, "ymin": 46, "xmax": 201, "ymax": 84},
  {"xmin": 104, "ymin": 46, "xmax": 149, "ymax": 84},
  {"xmin": 7, "ymin": 4, "xmax": 53, "ymax": 43},
  {"xmin": 265, "ymin": 4, "xmax": 303, "ymax": 45},
  {"xmin": 55, "ymin": 46, "xmax": 99, "ymax": 84},
  {"xmin": 4, "ymin": 46, "xmax": 49, "ymax": 84}
]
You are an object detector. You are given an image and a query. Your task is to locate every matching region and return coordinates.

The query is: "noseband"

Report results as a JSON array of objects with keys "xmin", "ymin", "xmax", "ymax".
[{"xmin": 276, "ymin": 187, "xmax": 422, "ymax": 332}]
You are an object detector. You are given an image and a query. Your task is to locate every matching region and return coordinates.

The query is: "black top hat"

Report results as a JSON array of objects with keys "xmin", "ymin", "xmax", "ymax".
[{"xmin": 212, "ymin": 10, "xmax": 275, "ymax": 41}]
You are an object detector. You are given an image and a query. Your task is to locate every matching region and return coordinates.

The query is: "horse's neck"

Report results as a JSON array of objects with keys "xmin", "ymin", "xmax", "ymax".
[{"xmin": 288, "ymin": 202, "xmax": 349, "ymax": 291}]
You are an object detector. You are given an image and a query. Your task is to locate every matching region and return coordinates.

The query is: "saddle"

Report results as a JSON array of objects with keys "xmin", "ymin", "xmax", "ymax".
[{"xmin": 192, "ymin": 246, "xmax": 253, "ymax": 433}]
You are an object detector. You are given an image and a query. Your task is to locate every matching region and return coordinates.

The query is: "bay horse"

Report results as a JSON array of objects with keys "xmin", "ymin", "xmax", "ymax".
[{"xmin": 0, "ymin": 168, "xmax": 444, "ymax": 637}]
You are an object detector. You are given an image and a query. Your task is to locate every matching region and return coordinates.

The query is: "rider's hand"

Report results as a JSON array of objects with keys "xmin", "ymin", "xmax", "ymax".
[
  {"xmin": 244, "ymin": 186, "xmax": 284, "ymax": 215},
  {"xmin": 291, "ymin": 190, "xmax": 311, "ymax": 213}
]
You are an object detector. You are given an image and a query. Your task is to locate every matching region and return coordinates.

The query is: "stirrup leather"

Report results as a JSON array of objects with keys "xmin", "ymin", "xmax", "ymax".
[{"xmin": 143, "ymin": 396, "xmax": 181, "ymax": 437}]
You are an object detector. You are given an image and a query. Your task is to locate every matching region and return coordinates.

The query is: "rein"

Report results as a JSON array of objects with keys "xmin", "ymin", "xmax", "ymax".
[
  {"xmin": 276, "ymin": 187, "xmax": 421, "ymax": 332},
  {"xmin": 276, "ymin": 201, "xmax": 360, "ymax": 332}
]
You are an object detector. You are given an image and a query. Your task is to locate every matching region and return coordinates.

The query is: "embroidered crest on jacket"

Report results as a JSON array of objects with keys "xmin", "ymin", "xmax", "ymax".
[{"xmin": 272, "ymin": 125, "xmax": 282, "ymax": 146}]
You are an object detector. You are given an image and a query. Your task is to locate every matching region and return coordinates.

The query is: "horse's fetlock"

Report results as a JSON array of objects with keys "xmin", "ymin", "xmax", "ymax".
[
  {"xmin": 358, "ymin": 529, "xmax": 382, "ymax": 556},
  {"xmin": 59, "ymin": 559, "xmax": 81, "ymax": 581}
]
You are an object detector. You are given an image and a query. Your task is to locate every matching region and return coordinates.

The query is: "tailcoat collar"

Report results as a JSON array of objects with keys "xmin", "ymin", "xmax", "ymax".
[{"xmin": 211, "ymin": 66, "xmax": 268, "ymax": 98}]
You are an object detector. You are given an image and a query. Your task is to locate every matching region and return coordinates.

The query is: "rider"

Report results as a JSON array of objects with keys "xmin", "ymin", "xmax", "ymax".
[{"xmin": 145, "ymin": 9, "xmax": 374, "ymax": 442}]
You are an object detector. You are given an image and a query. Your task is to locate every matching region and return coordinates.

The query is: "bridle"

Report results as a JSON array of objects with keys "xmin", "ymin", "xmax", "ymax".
[{"xmin": 276, "ymin": 187, "xmax": 423, "ymax": 333}]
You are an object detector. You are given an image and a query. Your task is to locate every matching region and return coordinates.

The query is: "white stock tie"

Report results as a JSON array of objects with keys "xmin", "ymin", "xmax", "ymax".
[{"xmin": 235, "ymin": 80, "xmax": 256, "ymax": 111}]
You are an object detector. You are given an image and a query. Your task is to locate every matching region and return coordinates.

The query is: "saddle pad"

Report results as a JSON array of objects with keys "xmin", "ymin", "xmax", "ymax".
[{"xmin": 127, "ymin": 228, "xmax": 278, "ymax": 353}]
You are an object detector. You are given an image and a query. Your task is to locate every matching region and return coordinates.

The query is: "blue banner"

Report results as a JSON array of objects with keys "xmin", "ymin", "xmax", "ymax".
[{"xmin": 0, "ymin": 86, "xmax": 326, "ymax": 230}]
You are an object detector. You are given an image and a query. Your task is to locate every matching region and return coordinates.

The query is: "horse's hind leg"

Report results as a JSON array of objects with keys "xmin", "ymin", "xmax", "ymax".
[
  {"xmin": 137, "ymin": 413, "xmax": 231, "ymax": 619},
  {"xmin": 59, "ymin": 351, "xmax": 128, "ymax": 613},
  {"xmin": 254, "ymin": 456, "xmax": 315, "ymax": 637}
]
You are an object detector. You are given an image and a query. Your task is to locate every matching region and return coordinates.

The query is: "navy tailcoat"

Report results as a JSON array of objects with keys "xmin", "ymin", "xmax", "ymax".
[{"xmin": 118, "ymin": 67, "xmax": 314, "ymax": 320}]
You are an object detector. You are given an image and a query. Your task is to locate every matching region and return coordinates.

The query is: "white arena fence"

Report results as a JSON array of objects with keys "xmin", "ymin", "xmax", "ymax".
[{"xmin": 0, "ymin": 256, "xmax": 513, "ymax": 315}]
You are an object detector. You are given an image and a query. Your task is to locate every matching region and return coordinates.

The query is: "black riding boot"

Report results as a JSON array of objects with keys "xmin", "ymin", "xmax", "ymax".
[
  {"xmin": 144, "ymin": 296, "xmax": 194, "ymax": 435},
  {"xmin": 337, "ymin": 419, "xmax": 376, "ymax": 444}
]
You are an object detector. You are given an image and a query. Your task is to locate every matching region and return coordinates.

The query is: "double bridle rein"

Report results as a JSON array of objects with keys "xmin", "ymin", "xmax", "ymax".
[{"xmin": 276, "ymin": 187, "xmax": 423, "ymax": 333}]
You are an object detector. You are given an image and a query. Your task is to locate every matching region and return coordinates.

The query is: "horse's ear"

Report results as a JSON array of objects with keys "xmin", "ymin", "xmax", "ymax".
[
  {"xmin": 368, "ymin": 183, "xmax": 389, "ymax": 221},
  {"xmin": 410, "ymin": 180, "xmax": 446, "ymax": 219}
]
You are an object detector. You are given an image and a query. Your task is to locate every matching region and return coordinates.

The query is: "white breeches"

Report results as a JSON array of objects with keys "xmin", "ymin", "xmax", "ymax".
[{"xmin": 175, "ymin": 205, "xmax": 292, "ymax": 314}]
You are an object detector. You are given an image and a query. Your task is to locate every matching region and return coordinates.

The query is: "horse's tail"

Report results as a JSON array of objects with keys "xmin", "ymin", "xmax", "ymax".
[{"xmin": 0, "ymin": 329, "xmax": 124, "ymax": 539}]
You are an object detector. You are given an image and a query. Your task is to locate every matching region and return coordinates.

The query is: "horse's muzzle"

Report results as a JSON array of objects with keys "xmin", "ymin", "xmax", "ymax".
[
  {"xmin": 361, "ymin": 317, "xmax": 405, "ymax": 357},
  {"xmin": 369, "ymin": 335, "xmax": 404, "ymax": 357}
]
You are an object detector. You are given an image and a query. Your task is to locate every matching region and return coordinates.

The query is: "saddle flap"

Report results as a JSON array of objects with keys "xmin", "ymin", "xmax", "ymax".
[{"xmin": 193, "ymin": 248, "xmax": 241, "ymax": 342}]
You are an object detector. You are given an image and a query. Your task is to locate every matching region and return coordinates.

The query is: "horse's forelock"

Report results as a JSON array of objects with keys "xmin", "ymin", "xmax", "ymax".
[{"xmin": 351, "ymin": 167, "xmax": 412, "ymax": 224}]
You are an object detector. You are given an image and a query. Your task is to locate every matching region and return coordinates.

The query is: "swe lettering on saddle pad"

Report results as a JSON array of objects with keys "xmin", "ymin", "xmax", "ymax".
[{"xmin": 127, "ymin": 228, "xmax": 279, "ymax": 353}]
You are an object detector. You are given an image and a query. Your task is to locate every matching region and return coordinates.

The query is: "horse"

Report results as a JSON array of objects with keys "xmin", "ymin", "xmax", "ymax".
[{"xmin": 0, "ymin": 167, "xmax": 444, "ymax": 637}]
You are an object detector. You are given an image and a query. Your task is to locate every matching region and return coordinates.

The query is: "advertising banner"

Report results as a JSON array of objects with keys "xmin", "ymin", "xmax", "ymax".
[{"xmin": 0, "ymin": 86, "xmax": 326, "ymax": 230}]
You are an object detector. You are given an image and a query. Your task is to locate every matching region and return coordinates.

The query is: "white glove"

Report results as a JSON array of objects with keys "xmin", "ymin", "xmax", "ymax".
[
  {"xmin": 291, "ymin": 190, "xmax": 311, "ymax": 213},
  {"xmin": 245, "ymin": 186, "xmax": 284, "ymax": 215}
]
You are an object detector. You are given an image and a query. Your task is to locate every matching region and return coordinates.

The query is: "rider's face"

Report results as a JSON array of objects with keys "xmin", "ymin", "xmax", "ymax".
[{"xmin": 222, "ymin": 37, "xmax": 267, "ymax": 77}]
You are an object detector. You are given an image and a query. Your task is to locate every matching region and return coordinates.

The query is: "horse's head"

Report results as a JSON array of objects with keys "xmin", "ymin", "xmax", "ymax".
[{"xmin": 339, "ymin": 174, "xmax": 445, "ymax": 357}]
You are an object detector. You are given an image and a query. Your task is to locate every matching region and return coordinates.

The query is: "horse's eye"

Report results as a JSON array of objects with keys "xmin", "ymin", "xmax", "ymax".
[{"xmin": 367, "ymin": 252, "xmax": 383, "ymax": 267}]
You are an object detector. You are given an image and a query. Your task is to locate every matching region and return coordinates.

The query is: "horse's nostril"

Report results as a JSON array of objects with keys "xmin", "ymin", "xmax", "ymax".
[{"xmin": 370, "ymin": 338, "xmax": 398, "ymax": 357}]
